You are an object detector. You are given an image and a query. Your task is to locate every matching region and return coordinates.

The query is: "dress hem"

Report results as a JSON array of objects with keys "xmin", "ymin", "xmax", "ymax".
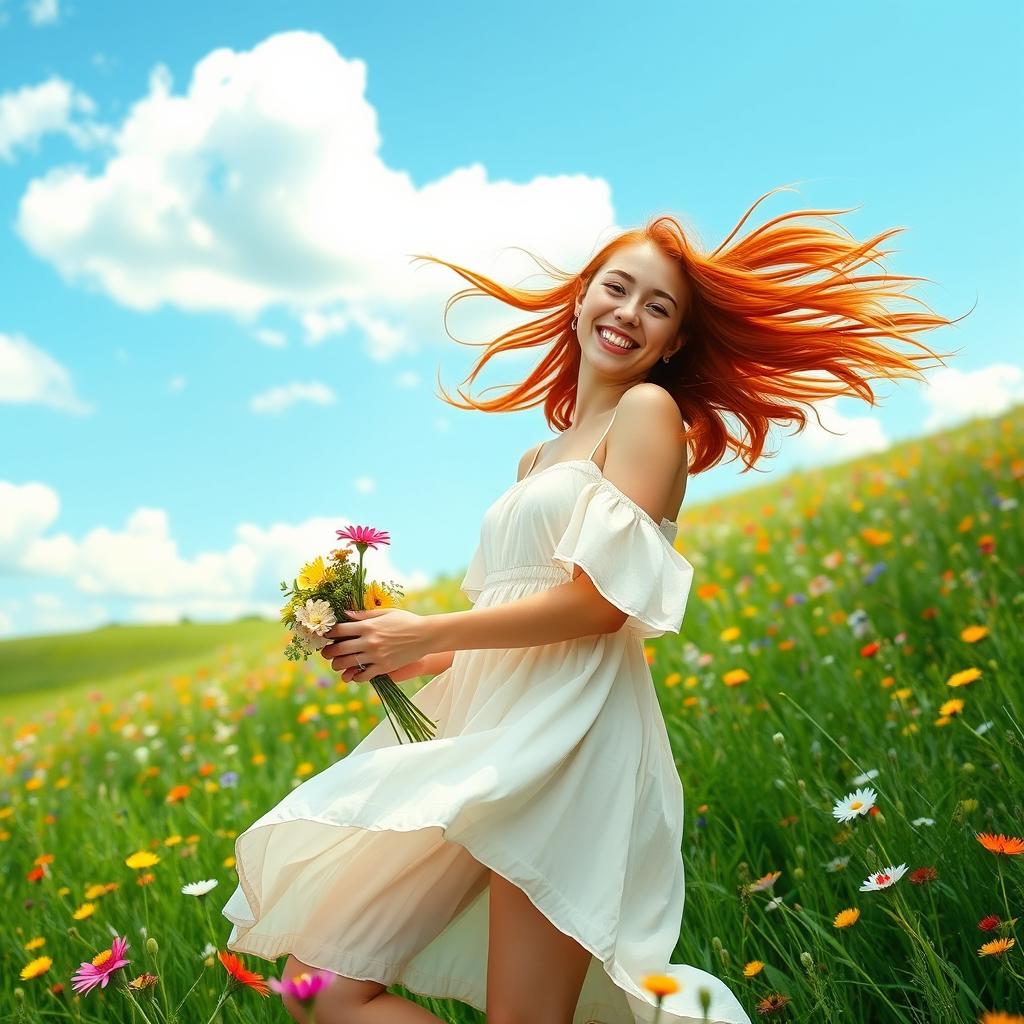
[{"xmin": 223, "ymin": 806, "xmax": 724, "ymax": 1024}]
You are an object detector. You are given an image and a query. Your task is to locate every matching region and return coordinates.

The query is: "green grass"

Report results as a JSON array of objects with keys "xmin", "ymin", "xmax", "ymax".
[{"xmin": 2, "ymin": 404, "xmax": 1022, "ymax": 1023}]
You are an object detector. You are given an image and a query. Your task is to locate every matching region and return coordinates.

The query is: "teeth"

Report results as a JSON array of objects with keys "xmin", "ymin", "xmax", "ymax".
[{"xmin": 598, "ymin": 328, "xmax": 637, "ymax": 350}]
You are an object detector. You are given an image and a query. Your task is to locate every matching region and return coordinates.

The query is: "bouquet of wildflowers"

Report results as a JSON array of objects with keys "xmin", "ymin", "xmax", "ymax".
[{"xmin": 279, "ymin": 524, "xmax": 437, "ymax": 744}]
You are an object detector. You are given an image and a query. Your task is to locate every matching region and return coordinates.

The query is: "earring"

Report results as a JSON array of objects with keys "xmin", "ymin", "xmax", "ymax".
[
  {"xmin": 662, "ymin": 354, "xmax": 671, "ymax": 363},
  {"xmin": 571, "ymin": 315, "xmax": 578, "ymax": 331}
]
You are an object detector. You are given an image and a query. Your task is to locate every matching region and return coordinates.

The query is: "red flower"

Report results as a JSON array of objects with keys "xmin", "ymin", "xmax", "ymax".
[
  {"xmin": 859, "ymin": 641, "xmax": 880, "ymax": 658},
  {"xmin": 908, "ymin": 867, "xmax": 937, "ymax": 885},
  {"xmin": 978, "ymin": 915, "xmax": 1001, "ymax": 931},
  {"xmin": 218, "ymin": 951, "xmax": 269, "ymax": 997},
  {"xmin": 977, "ymin": 535, "xmax": 995, "ymax": 555}
]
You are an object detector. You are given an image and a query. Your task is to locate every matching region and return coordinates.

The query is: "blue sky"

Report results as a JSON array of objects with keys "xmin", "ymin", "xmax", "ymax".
[{"xmin": 1, "ymin": 0, "xmax": 1021, "ymax": 638}]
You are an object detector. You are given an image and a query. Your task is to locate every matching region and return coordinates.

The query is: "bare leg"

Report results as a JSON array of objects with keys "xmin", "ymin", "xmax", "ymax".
[{"xmin": 280, "ymin": 955, "xmax": 449, "ymax": 1024}]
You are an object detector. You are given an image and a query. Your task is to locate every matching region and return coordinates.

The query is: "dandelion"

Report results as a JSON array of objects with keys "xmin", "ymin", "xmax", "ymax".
[
  {"xmin": 976, "ymin": 833, "xmax": 1024, "ymax": 856},
  {"xmin": 960, "ymin": 625, "xmax": 988, "ymax": 643},
  {"xmin": 743, "ymin": 960, "xmax": 765, "ymax": 977},
  {"xmin": 947, "ymin": 667, "xmax": 982, "ymax": 688},
  {"xmin": 756, "ymin": 992, "xmax": 791, "ymax": 1015},
  {"xmin": 978, "ymin": 938, "xmax": 1015, "ymax": 957},
  {"xmin": 20, "ymin": 956, "xmax": 52, "ymax": 980},
  {"xmin": 723, "ymin": 668, "xmax": 750, "ymax": 687},
  {"xmin": 860, "ymin": 863, "xmax": 908, "ymax": 892},
  {"xmin": 72, "ymin": 903, "xmax": 96, "ymax": 920},
  {"xmin": 125, "ymin": 851, "xmax": 160, "ymax": 870},
  {"xmin": 939, "ymin": 698, "xmax": 965, "ymax": 717},
  {"xmin": 832, "ymin": 787, "xmax": 877, "ymax": 822},
  {"xmin": 24, "ymin": 937, "xmax": 45, "ymax": 951},
  {"xmin": 833, "ymin": 907, "xmax": 860, "ymax": 928},
  {"xmin": 71, "ymin": 936, "xmax": 130, "ymax": 995},
  {"xmin": 181, "ymin": 879, "xmax": 219, "ymax": 897}
]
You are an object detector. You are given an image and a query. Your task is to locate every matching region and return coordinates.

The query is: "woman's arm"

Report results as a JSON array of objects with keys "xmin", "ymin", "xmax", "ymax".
[{"xmin": 425, "ymin": 577, "xmax": 623, "ymax": 654}]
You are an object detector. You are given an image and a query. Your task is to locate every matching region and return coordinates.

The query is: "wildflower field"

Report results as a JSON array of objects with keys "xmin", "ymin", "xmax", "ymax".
[{"xmin": 3, "ymin": 403, "xmax": 1022, "ymax": 1023}]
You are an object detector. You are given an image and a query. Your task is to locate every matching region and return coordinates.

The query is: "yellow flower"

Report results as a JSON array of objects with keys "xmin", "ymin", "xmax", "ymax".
[
  {"xmin": 960, "ymin": 625, "xmax": 989, "ymax": 643},
  {"xmin": 723, "ymin": 668, "xmax": 750, "ymax": 687},
  {"xmin": 20, "ymin": 956, "xmax": 52, "ymax": 980},
  {"xmin": 720, "ymin": 626, "xmax": 741, "ymax": 642},
  {"xmin": 125, "ymin": 851, "xmax": 160, "ymax": 870},
  {"xmin": 363, "ymin": 580, "xmax": 395, "ymax": 609},
  {"xmin": 295, "ymin": 762, "xmax": 314, "ymax": 776},
  {"xmin": 939, "ymin": 698, "xmax": 964, "ymax": 717},
  {"xmin": 72, "ymin": 902, "xmax": 96, "ymax": 920},
  {"xmin": 83, "ymin": 884, "xmax": 108, "ymax": 900},
  {"xmin": 743, "ymin": 960, "xmax": 765, "ymax": 977},
  {"xmin": 947, "ymin": 667, "xmax": 982, "ymax": 688},
  {"xmin": 24, "ymin": 937, "xmax": 46, "ymax": 951},
  {"xmin": 833, "ymin": 907, "xmax": 860, "ymax": 928},
  {"xmin": 297, "ymin": 556, "xmax": 328, "ymax": 589},
  {"xmin": 979, "ymin": 937, "xmax": 1015, "ymax": 957}
]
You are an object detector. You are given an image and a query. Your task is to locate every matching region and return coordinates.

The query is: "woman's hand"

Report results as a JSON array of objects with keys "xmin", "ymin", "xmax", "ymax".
[{"xmin": 320, "ymin": 608, "xmax": 434, "ymax": 684}]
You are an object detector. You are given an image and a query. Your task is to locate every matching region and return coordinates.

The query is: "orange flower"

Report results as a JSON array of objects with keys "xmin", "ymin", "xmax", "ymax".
[
  {"xmin": 723, "ymin": 669, "xmax": 750, "ymax": 687},
  {"xmin": 978, "ymin": 937, "xmax": 1015, "ymax": 957},
  {"xmin": 947, "ymin": 667, "xmax": 983, "ymax": 688},
  {"xmin": 641, "ymin": 973, "xmax": 679, "ymax": 997},
  {"xmin": 165, "ymin": 785, "xmax": 190, "ymax": 804},
  {"xmin": 756, "ymin": 993, "xmax": 791, "ymax": 1015},
  {"xmin": 217, "ymin": 951, "xmax": 269, "ymax": 996},
  {"xmin": 743, "ymin": 960, "xmax": 765, "ymax": 977},
  {"xmin": 833, "ymin": 907, "xmax": 860, "ymax": 928},
  {"xmin": 979, "ymin": 1012, "xmax": 1024, "ymax": 1024},
  {"xmin": 960, "ymin": 625, "xmax": 989, "ymax": 643},
  {"xmin": 976, "ymin": 833, "xmax": 1024, "ymax": 856}
]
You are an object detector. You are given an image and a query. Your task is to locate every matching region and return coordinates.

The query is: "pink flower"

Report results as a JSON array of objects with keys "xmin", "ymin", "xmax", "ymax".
[
  {"xmin": 71, "ymin": 936, "xmax": 130, "ymax": 995},
  {"xmin": 335, "ymin": 525, "xmax": 390, "ymax": 551},
  {"xmin": 268, "ymin": 969, "xmax": 336, "ymax": 1004}
]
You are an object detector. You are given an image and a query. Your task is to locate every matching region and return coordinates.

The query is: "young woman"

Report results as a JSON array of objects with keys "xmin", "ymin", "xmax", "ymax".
[{"xmin": 221, "ymin": 187, "xmax": 961, "ymax": 1024}]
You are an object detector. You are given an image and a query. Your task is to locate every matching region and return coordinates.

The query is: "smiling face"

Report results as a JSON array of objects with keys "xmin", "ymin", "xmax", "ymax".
[{"xmin": 574, "ymin": 240, "xmax": 688, "ymax": 377}]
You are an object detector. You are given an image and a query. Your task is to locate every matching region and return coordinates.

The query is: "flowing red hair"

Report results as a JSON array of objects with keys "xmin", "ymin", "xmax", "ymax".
[{"xmin": 413, "ymin": 186, "xmax": 967, "ymax": 475}]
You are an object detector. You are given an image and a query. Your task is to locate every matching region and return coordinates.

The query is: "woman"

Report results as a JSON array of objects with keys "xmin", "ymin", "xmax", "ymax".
[{"xmin": 221, "ymin": 187, "xmax": 961, "ymax": 1024}]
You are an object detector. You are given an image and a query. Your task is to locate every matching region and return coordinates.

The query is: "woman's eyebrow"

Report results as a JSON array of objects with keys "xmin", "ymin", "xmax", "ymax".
[{"xmin": 604, "ymin": 269, "xmax": 678, "ymax": 308}]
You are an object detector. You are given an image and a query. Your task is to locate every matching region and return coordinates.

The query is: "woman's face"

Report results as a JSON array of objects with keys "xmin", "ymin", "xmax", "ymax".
[{"xmin": 574, "ymin": 240, "xmax": 688, "ymax": 378}]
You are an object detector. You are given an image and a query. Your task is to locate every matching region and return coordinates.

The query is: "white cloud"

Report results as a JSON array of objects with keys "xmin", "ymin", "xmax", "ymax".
[
  {"xmin": 26, "ymin": 0, "xmax": 59, "ymax": 26},
  {"xmin": 0, "ymin": 76, "xmax": 104, "ymax": 161},
  {"xmin": 15, "ymin": 31, "xmax": 615, "ymax": 359},
  {"xmin": 0, "ymin": 331, "xmax": 92, "ymax": 413},
  {"xmin": 1, "ymin": 483, "xmax": 424, "ymax": 609},
  {"xmin": 254, "ymin": 327, "xmax": 286, "ymax": 347},
  {"xmin": 920, "ymin": 363, "xmax": 1024, "ymax": 431},
  {"xmin": 249, "ymin": 381, "xmax": 335, "ymax": 414},
  {"xmin": 168, "ymin": 374, "xmax": 186, "ymax": 391},
  {"xmin": 787, "ymin": 397, "xmax": 890, "ymax": 468},
  {"xmin": 353, "ymin": 477, "xmax": 376, "ymax": 494},
  {"xmin": 0, "ymin": 610, "xmax": 12, "ymax": 636},
  {"xmin": 394, "ymin": 371, "xmax": 419, "ymax": 389}
]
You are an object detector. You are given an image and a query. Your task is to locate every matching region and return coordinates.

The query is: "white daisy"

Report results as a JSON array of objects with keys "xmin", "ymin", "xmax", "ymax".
[
  {"xmin": 295, "ymin": 621, "xmax": 331, "ymax": 652},
  {"xmin": 852, "ymin": 769, "xmax": 880, "ymax": 785},
  {"xmin": 912, "ymin": 817, "xmax": 936, "ymax": 827},
  {"xmin": 294, "ymin": 598, "xmax": 337, "ymax": 636},
  {"xmin": 859, "ymin": 863, "xmax": 908, "ymax": 892},
  {"xmin": 823, "ymin": 856, "xmax": 851, "ymax": 873},
  {"xmin": 181, "ymin": 879, "xmax": 219, "ymax": 897},
  {"xmin": 832, "ymin": 787, "xmax": 878, "ymax": 822}
]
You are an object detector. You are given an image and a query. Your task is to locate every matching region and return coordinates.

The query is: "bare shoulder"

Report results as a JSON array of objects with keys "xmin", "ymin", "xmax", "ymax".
[
  {"xmin": 516, "ymin": 441, "xmax": 545, "ymax": 483},
  {"xmin": 614, "ymin": 383, "xmax": 686, "ymax": 466}
]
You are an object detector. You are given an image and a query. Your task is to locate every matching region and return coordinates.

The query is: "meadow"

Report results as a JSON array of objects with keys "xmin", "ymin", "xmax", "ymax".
[{"xmin": 3, "ymin": 403, "xmax": 1022, "ymax": 1023}]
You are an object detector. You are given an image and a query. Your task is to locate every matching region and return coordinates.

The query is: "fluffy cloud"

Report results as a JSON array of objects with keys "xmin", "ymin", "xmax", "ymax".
[
  {"xmin": 27, "ymin": 0, "xmax": 59, "ymax": 26},
  {"xmin": 249, "ymin": 381, "xmax": 335, "ymax": 414},
  {"xmin": 15, "ymin": 31, "xmax": 614, "ymax": 358},
  {"xmin": 0, "ymin": 76, "xmax": 104, "ymax": 161},
  {"xmin": 0, "ymin": 480, "xmax": 428, "ymax": 611},
  {"xmin": 0, "ymin": 331, "xmax": 92, "ymax": 413},
  {"xmin": 787, "ymin": 397, "xmax": 890, "ymax": 468},
  {"xmin": 920, "ymin": 363, "xmax": 1024, "ymax": 431}
]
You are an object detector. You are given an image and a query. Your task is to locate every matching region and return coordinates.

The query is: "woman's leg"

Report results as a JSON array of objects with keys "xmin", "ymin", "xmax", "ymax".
[
  {"xmin": 279, "ymin": 954, "xmax": 449, "ymax": 1023},
  {"xmin": 485, "ymin": 869, "xmax": 592, "ymax": 1024}
]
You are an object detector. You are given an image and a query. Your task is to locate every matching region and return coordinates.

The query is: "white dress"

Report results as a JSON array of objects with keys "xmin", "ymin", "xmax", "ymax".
[{"xmin": 221, "ymin": 405, "xmax": 752, "ymax": 1024}]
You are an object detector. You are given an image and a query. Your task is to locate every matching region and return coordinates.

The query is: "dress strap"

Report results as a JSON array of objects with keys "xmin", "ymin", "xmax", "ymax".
[
  {"xmin": 523, "ymin": 440, "xmax": 548, "ymax": 479},
  {"xmin": 587, "ymin": 404, "xmax": 621, "ymax": 462}
]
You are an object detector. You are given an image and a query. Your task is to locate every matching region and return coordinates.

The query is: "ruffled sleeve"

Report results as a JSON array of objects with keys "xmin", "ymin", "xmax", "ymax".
[
  {"xmin": 551, "ymin": 479, "xmax": 694, "ymax": 639},
  {"xmin": 459, "ymin": 537, "xmax": 487, "ymax": 604}
]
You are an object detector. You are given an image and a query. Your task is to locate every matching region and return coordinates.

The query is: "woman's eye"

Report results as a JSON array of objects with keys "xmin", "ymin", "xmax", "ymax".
[{"xmin": 604, "ymin": 282, "xmax": 668, "ymax": 316}]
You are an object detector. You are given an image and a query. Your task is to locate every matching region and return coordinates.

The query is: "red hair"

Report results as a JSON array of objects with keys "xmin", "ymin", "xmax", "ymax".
[{"xmin": 413, "ymin": 185, "xmax": 967, "ymax": 475}]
